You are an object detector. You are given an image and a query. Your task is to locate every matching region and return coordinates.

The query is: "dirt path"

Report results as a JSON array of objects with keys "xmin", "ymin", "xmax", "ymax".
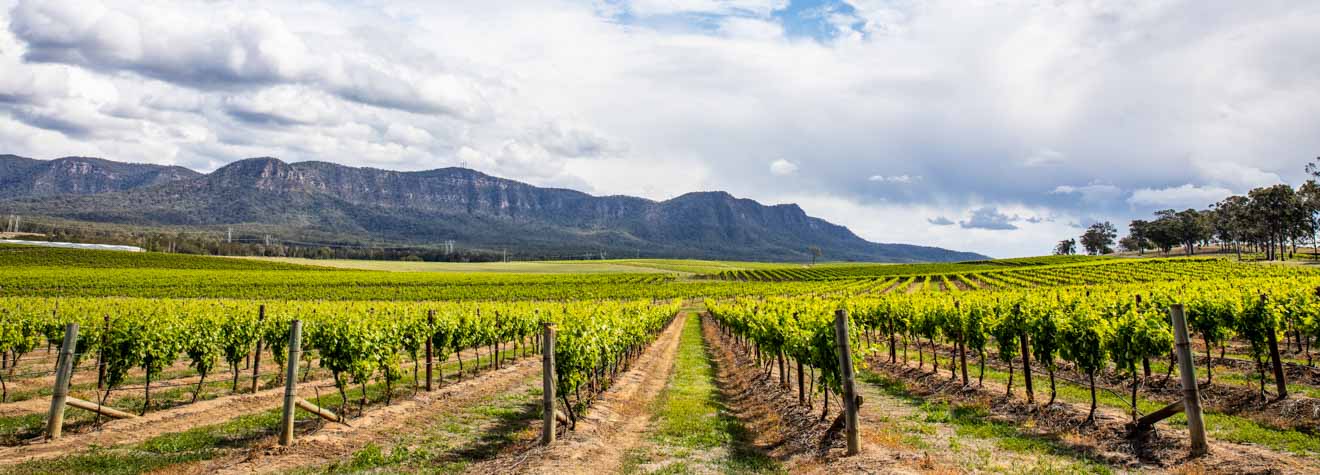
[
  {"xmin": 488, "ymin": 312, "xmax": 687, "ymax": 475},
  {"xmin": 206, "ymin": 358, "xmax": 541, "ymax": 474},
  {"xmin": 699, "ymin": 316, "xmax": 890, "ymax": 473}
]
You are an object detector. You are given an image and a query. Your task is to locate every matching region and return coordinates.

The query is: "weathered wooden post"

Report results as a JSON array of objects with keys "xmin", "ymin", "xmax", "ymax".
[
  {"xmin": 541, "ymin": 323, "xmax": 557, "ymax": 446},
  {"xmin": 1261, "ymin": 295, "xmax": 1288, "ymax": 400},
  {"xmin": 833, "ymin": 309, "xmax": 860, "ymax": 456},
  {"xmin": 1171, "ymin": 304, "xmax": 1208, "ymax": 456},
  {"xmin": 797, "ymin": 360, "xmax": 806, "ymax": 405},
  {"xmin": 279, "ymin": 320, "xmax": 303, "ymax": 446},
  {"xmin": 45, "ymin": 323, "xmax": 79, "ymax": 440},
  {"xmin": 96, "ymin": 314, "xmax": 109, "ymax": 390},
  {"xmin": 425, "ymin": 310, "xmax": 435, "ymax": 392},
  {"xmin": 251, "ymin": 304, "xmax": 265, "ymax": 393}
]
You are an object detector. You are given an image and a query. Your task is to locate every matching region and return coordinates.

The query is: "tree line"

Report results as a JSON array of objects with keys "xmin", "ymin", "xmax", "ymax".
[{"xmin": 1058, "ymin": 159, "xmax": 1320, "ymax": 260}]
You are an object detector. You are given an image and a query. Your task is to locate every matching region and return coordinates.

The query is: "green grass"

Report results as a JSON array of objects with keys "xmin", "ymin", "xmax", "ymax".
[
  {"xmin": 245, "ymin": 257, "xmax": 680, "ymax": 274},
  {"xmin": 0, "ymin": 244, "xmax": 332, "ymax": 270},
  {"xmin": 0, "ymin": 410, "xmax": 280, "ymax": 475},
  {"xmin": 860, "ymin": 370, "xmax": 1115, "ymax": 474},
  {"xmin": 0, "ymin": 413, "xmax": 45, "ymax": 446},
  {"xmin": 319, "ymin": 379, "xmax": 543, "ymax": 474},
  {"xmin": 622, "ymin": 315, "xmax": 780, "ymax": 474}
]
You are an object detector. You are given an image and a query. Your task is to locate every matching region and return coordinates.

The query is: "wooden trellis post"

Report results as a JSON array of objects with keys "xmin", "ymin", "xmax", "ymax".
[
  {"xmin": 279, "ymin": 320, "xmax": 302, "ymax": 446},
  {"xmin": 541, "ymin": 323, "xmax": 557, "ymax": 446},
  {"xmin": 251, "ymin": 304, "xmax": 265, "ymax": 393},
  {"xmin": 833, "ymin": 310, "xmax": 860, "ymax": 456},
  {"xmin": 45, "ymin": 323, "xmax": 79, "ymax": 440},
  {"xmin": 426, "ymin": 310, "xmax": 435, "ymax": 392},
  {"xmin": 1171, "ymin": 304, "xmax": 1208, "ymax": 456}
]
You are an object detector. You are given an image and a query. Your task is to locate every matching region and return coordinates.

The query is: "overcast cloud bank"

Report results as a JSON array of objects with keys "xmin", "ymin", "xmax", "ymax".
[{"xmin": 2, "ymin": 0, "xmax": 1318, "ymax": 257}]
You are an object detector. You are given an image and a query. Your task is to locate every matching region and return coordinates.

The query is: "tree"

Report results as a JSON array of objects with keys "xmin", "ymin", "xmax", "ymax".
[
  {"xmin": 1080, "ymin": 222, "xmax": 1117, "ymax": 255},
  {"xmin": 1053, "ymin": 239, "xmax": 1076, "ymax": 255},
  {"xmin": 1305, "ymin": 156, "xmax": 1320, "ymax": 179},
  {"xmin": 1125, "ymin": 220, "xmax": 1153, "ymax": 255},
  {"xmin": 1299, "ymin": 181, "xmax": 1320, "ymax": 259},
  {"xmin": 1211, "ymin": 196, "xmax": 1250, "ymax": 259},
  {"xmin": 1172, "ymin": 209, "xmax": 1211, "ymax": 256},
  {"xmin": 808, "ymin": 246, "xmax": 823, "ymax": 265},
  {"xmin": 1248, "ymin": 185, "xmax": 1302, "ymax": 261}
]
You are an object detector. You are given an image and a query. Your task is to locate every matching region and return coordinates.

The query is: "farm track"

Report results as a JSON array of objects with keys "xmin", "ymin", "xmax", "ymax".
[
  {"xmin": 207, "ymin": 357, "xmax": 541, "ymax": 474},
  {"xmin": 701, "ymin": 316, "xmax": 921, "ymax": 473},
  {"xmin": 476, "ymin": 312, "xmax": 687, "ymax": 474},
  {"xmin": 864, "ymin": 353, "xmax": 1320, "ymax": 473}
]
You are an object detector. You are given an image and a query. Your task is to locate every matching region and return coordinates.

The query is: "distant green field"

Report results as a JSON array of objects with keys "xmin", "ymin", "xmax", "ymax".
[
  {"xmin": 704, "ymin": 254, "xmax": 1118, "ymax": 281},
  {"xmin": 245, "ymin": 257, "xmax": 807, "ymax": 274},
  {"xmin": 244, "ymin": 257, "xmax": 682, "ymax": 274},
  {"xmin": 0, "ymin": 244, "xmax": 331, "ymax": 271}
]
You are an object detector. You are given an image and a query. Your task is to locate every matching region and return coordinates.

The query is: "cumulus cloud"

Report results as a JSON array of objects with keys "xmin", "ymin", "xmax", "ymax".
[
  {"xmin": 959, "ymin": 207, "xmax": 1018, "ymax": 231},
  {"xmin": 769, "ymin": 158, "xmax": 798, "ymax": 176},
  {"xmin": 927, "ymin": 216, "xmax": 954, "ymax": 226},
  {"xmin": 8, "ymin": 0, "xmax": 489, "ymax": 119}
]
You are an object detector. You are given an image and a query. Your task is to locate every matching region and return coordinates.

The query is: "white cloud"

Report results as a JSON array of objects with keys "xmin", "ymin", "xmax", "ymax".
[
  {"xmin": 1050, "ymin": 182, "xmax": 1123, "ymax": 202},
  {"xmin": 1193, "ymin": 161, "xmax": 1283, "ymax": 192},
  {"xmin": 2, "ymin": 0, "xmax": 1319, "ymax": 257},
  {"xmin": 769, "ymin": 158, "xmax": 798, "ymax": 176},
  {"xmin": 868, "ymin": 174, "xmax": 920, "ymax": 184},
  {"xmin": 1021, "ymin": 148, "xmax": 1065, "ymax": 167},
  {"xmin": 627, "ymin": 0, "xmax": 789, "ymax": 18},
  {"xmin": 384, "ymin": 123, "xmax": 434, "ymax": 146},
  {"xmin": 1127, "ymin": 184, "xmax": 1233, "ymax": 210},
  {"xmin": 718, "ymin": 17, "xmax": 784, "ymax": 40},
  {"xmin": 959, "ymin": 207, "xmax": 1017, "ymax": 231}
]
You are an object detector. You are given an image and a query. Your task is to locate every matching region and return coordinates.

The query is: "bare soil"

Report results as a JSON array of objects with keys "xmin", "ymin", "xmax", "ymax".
[{"xmin": 471, "ymin": 312, "xmax": 688, "ymax": 475}]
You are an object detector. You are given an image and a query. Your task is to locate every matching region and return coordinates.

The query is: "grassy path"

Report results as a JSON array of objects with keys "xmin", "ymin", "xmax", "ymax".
[{"xmin": 622, "ymin": 313, "xmax": 779, "ymax": 474}]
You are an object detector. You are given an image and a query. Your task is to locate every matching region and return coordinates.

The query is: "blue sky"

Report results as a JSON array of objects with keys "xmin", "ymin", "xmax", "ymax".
[
  {"xmin": 2, "ymin": 0, "xmax": 1319, "ymax": 257},
  {"xmin": 606, "ymin": 0, "xmax": 863, "ymax": 41}
]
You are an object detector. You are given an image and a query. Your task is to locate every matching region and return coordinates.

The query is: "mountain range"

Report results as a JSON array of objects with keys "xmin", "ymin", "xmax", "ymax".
[{"xmin": 0, "ymin": 154, "xmax": 988, "ymax": 262}]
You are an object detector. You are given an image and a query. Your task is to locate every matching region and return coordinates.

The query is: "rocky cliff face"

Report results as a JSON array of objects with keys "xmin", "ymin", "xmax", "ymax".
[
  {"xmin": 0, "ymin": 155, "xmax": 200, "ymax": 199},
  {"xmin": 0, "ymin": 155, "xmax": 988, "ymax": 262}
]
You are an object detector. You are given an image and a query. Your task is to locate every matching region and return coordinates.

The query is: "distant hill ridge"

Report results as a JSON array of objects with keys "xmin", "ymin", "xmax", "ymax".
[{"xmin": 0, "ymin": 154, "xmax": 989, "ymax": 262}]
